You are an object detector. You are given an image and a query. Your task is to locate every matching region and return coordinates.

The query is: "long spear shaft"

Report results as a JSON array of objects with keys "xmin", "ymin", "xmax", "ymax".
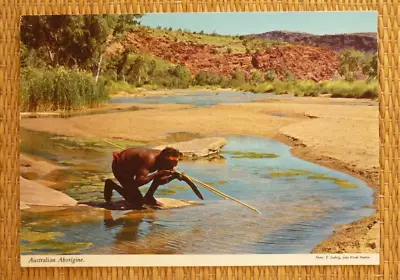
[
  {"xmin": 177, "ymin": 172, "xmax": 261, "ymax": 214},
  {"xmin": 101, "ymin": 139, "xmax": 261, "ymax": 214}
]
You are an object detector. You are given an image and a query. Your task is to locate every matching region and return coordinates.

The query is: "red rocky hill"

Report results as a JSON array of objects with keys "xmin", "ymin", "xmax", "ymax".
[{"xmin": 106, "ymin": 29, "xmax": 341, "ymax": 82}]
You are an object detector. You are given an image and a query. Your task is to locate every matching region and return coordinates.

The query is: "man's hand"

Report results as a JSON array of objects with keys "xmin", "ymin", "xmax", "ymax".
[
  {"xmin": 157, "ymin": 170, "xmax": 173, "ymax": 177},
  {"xmin": 158, "ymin": 176, "xmax": 171, "ymax": 185}
]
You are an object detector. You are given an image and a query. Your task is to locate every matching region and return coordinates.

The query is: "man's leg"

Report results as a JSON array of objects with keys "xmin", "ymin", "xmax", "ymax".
[
  {"xmin": 143, "ymin": 178, "xmax": 165, "ymax": 206},
  {"xmin": 104, "ymin": 179, "xmax": 115, "ymax": 202},
  {"xmin": 104, "ymin": 178, "xmax": 144, "ymax": 209}
]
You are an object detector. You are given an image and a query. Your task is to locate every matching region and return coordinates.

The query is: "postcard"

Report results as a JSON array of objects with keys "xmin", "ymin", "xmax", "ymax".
[{"xmin": 19, "ymin": 11, "xmax": 379, "ymax": 267}]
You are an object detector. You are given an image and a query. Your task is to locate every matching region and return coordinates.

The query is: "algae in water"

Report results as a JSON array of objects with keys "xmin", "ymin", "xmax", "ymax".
[
  {"xmin": 224, "ymin": 151, "xmax": 279, "ymax": 159},
  {"xmin": 21, "ymin": 240, "xmax": 93, "ymax": 254},
  {"xmin": 20, "ymin": 230, "xmax": 65, "ymax": 242},
  {"xmin": 307, "ymin": 174, "xmax": 359, "ymax": 188},
  {"xmin": 268, "ymin": 170, "xmax": 359, "ymax": 188},
  {"xmin": 269, "ymin": 169, "xmax": 316, "ymax": 178}
]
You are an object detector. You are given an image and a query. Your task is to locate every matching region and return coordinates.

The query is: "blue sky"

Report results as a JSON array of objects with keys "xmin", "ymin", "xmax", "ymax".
[{"xmin": 140, "ymin": 12, "xmax": 377, "ymax": 35}]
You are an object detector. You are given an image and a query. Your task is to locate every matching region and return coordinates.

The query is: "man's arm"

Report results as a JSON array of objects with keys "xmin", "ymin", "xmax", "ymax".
[{"xmin": 133, "ymin": 168, "xmax": 170, "ymax": 187}]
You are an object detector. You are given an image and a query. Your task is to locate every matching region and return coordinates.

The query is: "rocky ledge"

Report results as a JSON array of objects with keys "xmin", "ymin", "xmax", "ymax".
[{"xmin": 20, "ymin": 177, "xmax": 78, "ymax": 209}]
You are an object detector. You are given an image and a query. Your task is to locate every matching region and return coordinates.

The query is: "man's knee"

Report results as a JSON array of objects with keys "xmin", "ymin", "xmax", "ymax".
[{"xmin": 125, "ymin": 189, "xmax": 144, "ymax": 205}]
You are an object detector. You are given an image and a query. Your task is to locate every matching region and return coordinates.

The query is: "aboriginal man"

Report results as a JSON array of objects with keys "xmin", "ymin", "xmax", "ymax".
[{"xmin": 103, "ymin": 147, "xmax": 182, "ymax": 209}]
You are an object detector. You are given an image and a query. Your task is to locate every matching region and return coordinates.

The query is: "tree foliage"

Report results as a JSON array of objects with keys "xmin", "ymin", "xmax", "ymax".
[
  {"xmin": 20, "ymin": 15, "xmax": 141, "ymax": 71},
  {"xmin": 362, "ymin": 53, "xmax": 378, "ymax": 80},
  {"xmin": 338, "ymin": 49, "xmax": 364, "ymax": 82}
]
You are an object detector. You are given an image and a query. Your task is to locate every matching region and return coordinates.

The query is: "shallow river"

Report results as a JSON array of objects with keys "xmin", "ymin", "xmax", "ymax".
[{"xmin": 20, "ymin": 93, "xmax": 375, "ymax": 255}]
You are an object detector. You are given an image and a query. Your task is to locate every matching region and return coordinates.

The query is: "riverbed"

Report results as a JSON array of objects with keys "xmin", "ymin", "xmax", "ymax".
[{"xmin": 20, "ymin": 92, "xmax": 376, "ymax": 255}]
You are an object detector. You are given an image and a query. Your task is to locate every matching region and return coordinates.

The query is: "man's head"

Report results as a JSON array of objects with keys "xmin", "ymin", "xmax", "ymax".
[{"xmin": 158, "ymin": 147, "xmax": 180, "ymax": 169}]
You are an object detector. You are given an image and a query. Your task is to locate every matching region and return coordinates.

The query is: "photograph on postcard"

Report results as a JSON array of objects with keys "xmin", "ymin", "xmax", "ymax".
[{"xmin": 19, "ymin": 11, "xmax": 379, "ymax": 266}]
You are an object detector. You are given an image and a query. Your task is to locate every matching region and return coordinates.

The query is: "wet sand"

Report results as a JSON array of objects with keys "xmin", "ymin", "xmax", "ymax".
[{"xmin": 20, "ymin": 94, "xmax": 379, "ymax": 253}]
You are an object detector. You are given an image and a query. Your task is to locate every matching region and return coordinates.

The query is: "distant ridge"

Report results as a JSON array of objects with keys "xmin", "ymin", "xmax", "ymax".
[{"xmin": 246, "ymin": 31, "xmax": 377, "ymax": 53}]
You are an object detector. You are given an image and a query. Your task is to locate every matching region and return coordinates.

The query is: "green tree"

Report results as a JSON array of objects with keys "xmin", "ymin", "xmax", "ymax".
[
  {"xmin": 126, "ymin": 55, "xmax": 150, "ymax": 86},
  {"xmin": 169, "ymin": 65, "xmax": 192, "ymax": 88},
  {"xmin": 20, "ymin": 15, "xmax": 141, "ymax": 71},
  {"xmin": 362, "ymin": 53, "xmax": 378, "ymax": 80},
  {"xmin": 338, "ymin": 49, "xmax": 364, "ymax": 82}
]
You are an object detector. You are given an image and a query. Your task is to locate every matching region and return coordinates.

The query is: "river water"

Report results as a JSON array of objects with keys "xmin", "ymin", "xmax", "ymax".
[{"xmin": 20, "ymin": 93, "xmax": 375, "ymax": 255}]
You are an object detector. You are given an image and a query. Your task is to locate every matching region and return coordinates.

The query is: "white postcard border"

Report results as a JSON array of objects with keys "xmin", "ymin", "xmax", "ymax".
[{"xmin": 21, "ymin": 254, "xmax": 380, "ymax": 267}]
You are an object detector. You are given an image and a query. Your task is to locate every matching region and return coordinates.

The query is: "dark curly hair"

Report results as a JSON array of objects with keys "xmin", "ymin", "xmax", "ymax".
[{"xmin": 159, "ymin": 147, "xmax": 180, "ymax": 158}]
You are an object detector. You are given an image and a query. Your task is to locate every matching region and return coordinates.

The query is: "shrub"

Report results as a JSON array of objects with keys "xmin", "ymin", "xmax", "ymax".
[
  {"xmin": 318, "ymin": 80, "xmax": 378, "ymax": 99},
  {"xmin": 194, "ymin": 71, "xmax": 222, "ymax": 86},
  {"xmin": 253, "ymin": 82, "xmax": 274, "ymax": 93},
  {"xmin": 229, "ymin": 70, "xmax": 247, "ymax": 88},
  {"xmin": 283, "ymin": 72, "xmax": 297, "ymax": 83},
  {"xmin": 20, "ymin": 67, "xmax": 109, "ymax": 112},
  {"xmin": 273, "ymin": 81, "xmax": 296, "ymax": 95},
  {"xmin": 219, "ymin": 76, "xmax": 230, "ymax": 88},
  {"xmin": 238, "ymin": 83, "xmax": 255, "ymax": 92},
  {"xmin": 250, "ymin": 70, "xmax": 264, "ymax": 85},
  {"xmin": 264, "ymin": 70, "xmax": 277, "ymax": 82},
  {"xmin": 107, "ymin": 81, "xmax": 138, "ymax": 95}
]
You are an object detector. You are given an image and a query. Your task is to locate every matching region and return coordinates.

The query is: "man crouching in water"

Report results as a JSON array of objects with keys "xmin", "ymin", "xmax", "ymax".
[{"xmin": 104, "ymin": 147, "xmax": 181, "ymax": 209}]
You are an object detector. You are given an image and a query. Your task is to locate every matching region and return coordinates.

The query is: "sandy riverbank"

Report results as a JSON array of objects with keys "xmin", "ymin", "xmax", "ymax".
[{"xmin": 20, "ymin": 95, "xmax": 379, "ymax": 253}]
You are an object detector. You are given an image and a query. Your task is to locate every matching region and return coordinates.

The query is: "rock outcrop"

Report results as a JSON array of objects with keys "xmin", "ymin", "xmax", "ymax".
[{"xmin": 20, "ymin": 177, "xmax": 78, "ymax": 208}]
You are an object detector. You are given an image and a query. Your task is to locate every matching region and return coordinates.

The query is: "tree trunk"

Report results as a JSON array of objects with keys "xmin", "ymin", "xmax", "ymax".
[{"xmin": 95, "ymin": 54, "xmax": 103, "ymax": 83}]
